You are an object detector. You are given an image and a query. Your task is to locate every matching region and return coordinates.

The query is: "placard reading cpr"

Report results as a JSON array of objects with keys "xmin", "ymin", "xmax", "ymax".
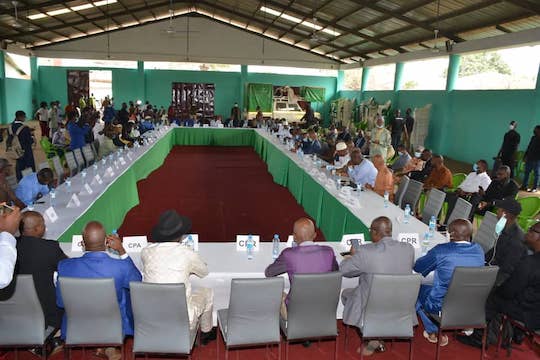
[
  {"xmin": 340, "ymin": 234, "xmax": 365, "ymax": 251},
  {"xmin": 122, "ymin": 236, "xmax": 148, "ymax": 252},
  {"xmin": 398, "ymin": 233, "xmax": 420, "ymax": 249},
  {"xmin": 236, "ymin": 235, "xmax": 260, "ymax": 252}
]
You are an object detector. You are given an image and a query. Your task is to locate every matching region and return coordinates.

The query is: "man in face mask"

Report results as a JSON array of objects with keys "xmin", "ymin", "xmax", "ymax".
[
  {"xmin": 497, "ymin": 121, "xmax": 520, "ymax": 178},
  {"xmin": 368, "ymin": 114, "xmax": 392, "ymax": 161},
  {"xmin": 474, "ymin": 165, "xmax": 519, "ymax": 216},
  {"xmin": 486, "ymin": 198, "xmax": 527, "ymax": 287},
  {"xmin": 391, "ymin": 144, "xmax": 412, "ymax": 172}
]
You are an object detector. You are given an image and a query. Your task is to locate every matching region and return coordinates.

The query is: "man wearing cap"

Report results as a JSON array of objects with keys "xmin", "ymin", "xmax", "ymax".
[
  {"xmin": 141, "ymin": 210, "xmax": 216, "ymax": 344},
  {"xmin": 486, "ymin": 198, "xmax": 528, "ymax": 287},
  {"xmin": 333, "ymin": 142, "xmax": 350, "ymax": 168}
]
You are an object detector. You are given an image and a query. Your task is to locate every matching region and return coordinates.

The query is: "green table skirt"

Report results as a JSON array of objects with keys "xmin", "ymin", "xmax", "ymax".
[{"xmin": 58, "ymin": 128, "xmax": 369, "ymax": 242}]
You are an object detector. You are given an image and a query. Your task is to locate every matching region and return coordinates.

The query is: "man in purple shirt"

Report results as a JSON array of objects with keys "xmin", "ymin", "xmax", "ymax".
[{"xmin": 265, "ymin": 217, "xmax": 338, "ymax": 319}]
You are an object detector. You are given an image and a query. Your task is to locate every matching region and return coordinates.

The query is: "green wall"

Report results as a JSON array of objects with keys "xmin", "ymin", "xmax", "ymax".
[{"xmin": 4, "ymin": 78, "xmax": 33, "ymax": 122}]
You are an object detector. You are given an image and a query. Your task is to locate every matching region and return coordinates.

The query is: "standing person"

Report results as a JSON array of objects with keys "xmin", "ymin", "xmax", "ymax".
[
  {"xmin": 497, "ymin": 121, "xmax": 520, "ymax": 178},
  {"xmin": 390, "ymin": 109, "xmax": 406, "ymax": 153},
  {"xmin": 34, "ymin": 102, "xmax": 49, "ymax": 139},
  {"xmin": 230, "ymin": 102, "xmax": 240, "ymax": 127},
  {"xmin": 48, "ymin": 102, "xmax": 60, "ymax": 138},
  {"xmin": 404, "ymin": 108, "xmax": 415, "ymax": 150},
  {"xmin": 300, "ymin": 103, "xmax": 316, "ymax": 128},
  {"xmin": 8, "ymin": 111, "xmax": 35, "ymax": 180},
  {"xmin": 521, "ymin": 125, "xmax": 540, "ymax": 192},
  {"xmin": 368, "ymin": 114, "xmax": 392, "ymax": 160}
]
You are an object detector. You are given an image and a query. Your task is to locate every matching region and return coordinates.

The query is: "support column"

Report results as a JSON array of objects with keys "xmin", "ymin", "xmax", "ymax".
[
  {"xmin": 445, "ymin": 54, "xmax": 461, "ymax": 91},
  {"xmin": 336, "ymin": 69, "xmax": 345, "ymax": 92},
  {"xmin": 137, "ymin": 60, "xmax": 146, "ymax": 102},
  {"xmin": 240, "ymin": 64, "xmax": 248, "ymax": 111},
  {"xmin": 394, "ymin": 62, "xmax": 404, "ymax": 91},
  {"xmin": 360, "ymin": 66, "xmax": 370, "ymax": 101},
  {"xmin": 0, "ymin": 51, "xmax": 7, "ymax": 124},
  {"xmin": 30, "ymin": 56, "xmax": 39, "ymax": 111}
]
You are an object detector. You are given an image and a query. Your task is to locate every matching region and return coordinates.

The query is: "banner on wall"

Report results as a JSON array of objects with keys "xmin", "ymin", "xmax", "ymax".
[
  {"xmin": 67, "ymin": 70, "xmax": 89, "ymax": 106},
  {"xmin": 301, "ymin": 86, "xmax": 326, "ymax": 102},
  {"xmin": 247, "ymin": 83, "xmax": 273, "ymax": 112},
  {"xmin": 172, "ymin": 82, "xmax": 215, "ymax": 118}
]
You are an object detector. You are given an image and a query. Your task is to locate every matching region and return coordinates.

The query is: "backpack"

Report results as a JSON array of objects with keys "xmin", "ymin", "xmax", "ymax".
[{"xmin": 6, "ymin": 125, "xmax": 26, "ymax": 160}]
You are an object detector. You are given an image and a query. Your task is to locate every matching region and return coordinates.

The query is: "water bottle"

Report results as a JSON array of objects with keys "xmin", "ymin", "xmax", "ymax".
[
  {"xmin": 421, "ymin": 232, "xmax": 430, "ymax": 256},
  {"xmin": 383, "ymin": 191, "xmax": 389, "ymax": 208},
  {"xmin": 65, "ymin": 177, "xmax": 71, "ymax": 191},
  {"xmin": 109, "ymin": 229, "xmax": 120, "ymax": 256},
  {"xmin": 81, "ymin": 169, "xmax": 87, "ymax": 183},
  {"xmin": 404, "ymin": 204, "xmax": 411, "ymax": 224},
  {"xmin": 246, "ymin": 234, "xmax": 254, "ymax": 260},
  {"xmin": 428, "ymin": 215, "xmax": 437, "ymax": 237},
  {"xmin": 297, "ymin": 147, "xmax": 304, "ymax": 159},
  {"xmin": 186, "ymin": 234, "xmax": 194, "ymax": 250},
  {"xmin": 272, "ymin": 234, "xmax": 280, "ymax": 259},
  {"xmin": 50, "ymin": 188, "xmax": 56, "ymax": 207}
]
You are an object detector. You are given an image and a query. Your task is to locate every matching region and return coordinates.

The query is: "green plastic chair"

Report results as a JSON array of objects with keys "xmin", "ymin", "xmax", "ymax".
[
  {"xmin": 517, "ymin": 197, "xmax": 540, "ymax": 231},
  {"xmin": 515, "ymin": 151, "xmax": 525, "ymax": 180},
  {"xmin": 450, "ymin": 173, "xmax": 467, "ymax": 191},
  {"xmin": 40, "ymin": 137, "xmax": 61, "ymax": 159}
]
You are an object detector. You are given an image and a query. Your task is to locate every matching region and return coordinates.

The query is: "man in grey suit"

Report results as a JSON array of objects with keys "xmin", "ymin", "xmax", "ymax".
[{"xmin": 340, "ymin": 216, "xmax": 415, "ymax": 356}]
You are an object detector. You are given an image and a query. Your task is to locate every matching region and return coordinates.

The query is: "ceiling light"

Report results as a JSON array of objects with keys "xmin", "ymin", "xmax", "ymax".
[
  {"xmin": 93, "ymin": 0, "xmax": 117, "ymax": 6},
  {"xmin": 71, "ymin": 4, "xmax": 94, "ymax": 11},
  {"xmin": 260, "ymin": 6, "xmax": 340, "ymax": 36},
  {"xmin": 28, "ymin": 13, "xmax": 47, "ymax": 20},
  {"xmin": 47, "ymin": 8, "xmax": 71, "ymax": 16}
]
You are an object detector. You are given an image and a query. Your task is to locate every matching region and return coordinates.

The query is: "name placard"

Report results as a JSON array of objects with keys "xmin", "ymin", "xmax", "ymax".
[
  {"xmin": 236, "ymin": 235, "xmax": 260, "ymax": 252},
  {"xmin": 123, "ymin": 236, "xmax": 148, "ymax": 252},
  {"xmin": 105, "ymin": 167, "xmax": 115, "ymax": 178},
  {"xmin": 119, "ymin": 157, "xmax": 126, "ymax": 166},
  {"xmin": 181, "ymin": 234, "xmax": 199, "ymax": 251},
  {"xmin": 66, "ymin": 194, "xmax": 81, "ymax": 208},
  {"xmin": 44, "ymin": 206, "xmax": 59, "ymax": 223},
  {"xmin": 340, "ymin": 234, "xmax": 365, "ymax": 251},
  {"xmin": 90, "ymin": 175, "xmax": 103, "ymax": 187},
  {"xmin": 71, "ymin": 235, "xmax": 83, "ymax": 252},
  {"xmin": 79, "ymin": 183, "xmax": 93, "ymax": 196},
  {"xmin": 398, "ymin": 233, "xmax": 420, "ymax": 249},
  {"xmin": 287, "ymin": 235, "xmax": 295, "ymax": 248}
]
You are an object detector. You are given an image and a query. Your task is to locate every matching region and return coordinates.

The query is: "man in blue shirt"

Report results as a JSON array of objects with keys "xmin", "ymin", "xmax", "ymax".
[
  {"xmin": 66, "ymin": 112, "xmax": 91, "ymax": 151},
  {"xmin": 15, "ymin": 168, "xmax": 54, "ymax": 207},
  {"xmin": 342, "ymin": 148, "xmax": 377, "ymax": 188},
  {"xmin": 415, "ymin": 219, "xmax": 484, "ymax": 346},
  {"xmin": 300, "ymin": 129, "xmax": 322, "ymax": 155},
  {"xmin": 56, "ymin": 221, "xmax": 142, "ymax": 358}
]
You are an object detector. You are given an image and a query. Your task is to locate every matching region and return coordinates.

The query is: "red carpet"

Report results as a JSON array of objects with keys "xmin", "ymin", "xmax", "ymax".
[
  {"xmin": 118, "ymin": 146, "xmax": 325, "ymax": 241},
  {"xmin": 2, "ymin": 321, "xmax": 537, "ymax": 360}
]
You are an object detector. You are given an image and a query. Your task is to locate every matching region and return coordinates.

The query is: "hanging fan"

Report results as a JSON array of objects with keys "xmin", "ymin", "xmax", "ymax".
[
  {"xmin": 161, "ymin": 0, "xmax": 199, "ymax": 36},
  {"xmin": 10, "ymin": 1, "xmax": 22, "ymax": 28}
]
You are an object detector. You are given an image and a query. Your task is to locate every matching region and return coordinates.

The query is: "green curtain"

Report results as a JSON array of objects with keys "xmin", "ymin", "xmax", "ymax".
[
  {"xmin": 247, "ymin": 83, "xmax": 273, "ymax": 112},
  {"xmin": 301, "ymin": 86, "xmax": 326, "ymax": 102}
]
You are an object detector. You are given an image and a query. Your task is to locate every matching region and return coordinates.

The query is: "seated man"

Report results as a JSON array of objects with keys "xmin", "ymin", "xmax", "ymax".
[
  {"xmin": 141, "ymin": 210, "xmax": 215, "ymax": 344},
  {"xmin": 354, "ymin": 129, "xmax": 367, "ymax": 153},
  {"xmin": 486, "ymin": 199, "xmax": 527, "ymax": 287},
  {"xmin": 340, "ymin": 216, "xmax": 414, "ymax": 356},
  {"xmin": 445, "ymin": 159, "xmax": 492, "ymax": 222},
  {"xmin": 409, "ymin": 148, "xmax": 433, "ymax": 182},
  {"xmin": 0, "ymin": 159, "xmax": 24, "ymax": 208},
  {"xmin": 341, "ymin": 148, "xmax": 377, "ymax": 189},
  {"xmin": 333, "ymin": 142, "xmax": 350, "ymax": 168},
  {"xmin": 423, "ymin": 155, "xmax": 452, "ymax": 191},
  {"xmin": 16, "ymin": 211, "xmax": 67, "ymax": 339},
  {"xmin": 366, "ymin": 154, "xmax": 394, "ymax": 201},
  {"xmin": 300, "ymin": 129, "xmax": 322, "ymax": 155},
  {"xmin": 51, "ymin": 121, "xmax": 70, "ymax": 150},
  {"xmin": 415, "ymin": 219, "xmax": 484, "ymax": 346},
  {"xmin": 265, "ymin": 218, "xmax": 338, "ymax": 319},
  {"xmin": 15, "ymin": 168, "xmax": 54, "ymax": 207},
  {"xmin": 56, "ymin": 222, "xmax": 141, "ymax": 360},
  {"xmin": 391, "ymin": 144, "xmax": 412, "ymax": 172},
  {"xmin": 474, "ymin": 165, "xmax": 519, "ymax": 216}
]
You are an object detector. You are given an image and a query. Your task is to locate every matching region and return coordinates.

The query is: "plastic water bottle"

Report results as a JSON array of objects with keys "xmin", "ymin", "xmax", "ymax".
[
  {"xmin": 50, "ymin": 188, "xmax": 56, "ymax": 207},
  {"xmin": 186, "ymin": 235, "xmax": 195, "ymax": 250},
  {"xmin": 297, "ymin": 147, "xmax": 304, "ymax": 159},
  {"xmin": 81, "ymin": 169, "xmax": 87, "ymax": 181},
  {"xmin": 422, "ymin": 232, "xmax": 430, "ymax": 256},
  {"xmin": 383, "ymin": 191, "xmax": 389, "ymax": 208},
  {"xmin": 65, "ymin": 177, "xmax": 71, "ymax": 191},
  {"xmin": 272, "ymin": 234, "xmax": 280, "ymax": 259},
  {"xmin": 428, "ymin": 215, "xmax": 437, "ymax": 237},
  {"xmin": 111, "ymin": 229, "xmax": 118, "ymax": 236},
  {"xmin": 246, "ymin": 234, "xmax": 254, "ymax": 260},
  {"xmin": 404, "ymin": 204, "xmax": 411, "ymax": 224}
]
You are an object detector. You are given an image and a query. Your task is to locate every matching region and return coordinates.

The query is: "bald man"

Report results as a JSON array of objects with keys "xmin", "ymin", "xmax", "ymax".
[
  {"xmin": 340, "ymin": 216, "xmax": 414, "ymax": 356},
  {"xmin": 365, "ymin": 154, "xmax": 394, "ymax": 200},
  {"xmin": 415, "ymin": 219, "xmax": 484, "ymax": 346},
  {"xmin": 265, "ymin": 218, "xmax": 338, "ymax": 319},
  {"xmin": 16, "ymin": 211, "xmax": 67, "ymax": 330},
  {"xmin": 56, "ymin": 221, "xmax": 142, "ymax": 350}
]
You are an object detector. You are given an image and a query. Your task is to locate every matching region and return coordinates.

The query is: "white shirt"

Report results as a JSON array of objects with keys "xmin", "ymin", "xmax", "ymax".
[
  {"xmin": 347, "ymin": 159, "xmax": 378, "ymax": 187},
  {"xmin": 35, "ymin": 108, "xmax": 49, "ymax": 122},
  {"xmin": 459, "ymin": 171, "xmax": 492, "ymax": 193},
  {"xmin": 334, "ymin": 153, "xmax": 350, "ymax": 168},
  {"xmin": 0, "ymin": 231, "xmax": 17, "ymax": 289}
]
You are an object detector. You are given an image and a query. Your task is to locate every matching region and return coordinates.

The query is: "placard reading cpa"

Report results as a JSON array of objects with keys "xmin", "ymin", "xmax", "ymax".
[
  {"xmin": 340, "ymin": 234, "xmax": 365, "ymax": 251},
  {"xmin": 236, "ymin": 235, "xmax": 260, "ymax": 252},
  {"xmin": 71, "ymin": 235, "xmax": 84, "ymax": 252},
  {"xmin": 181, "ymin": 234, "xmax": 199, "ymax": 252},
  {"xmin": 122, "ymin": 236, "xmax": 148, "ymax": 252},
  {"xmin": 398, "ymin": 233, "xmax": 420, "ymax": 249}
]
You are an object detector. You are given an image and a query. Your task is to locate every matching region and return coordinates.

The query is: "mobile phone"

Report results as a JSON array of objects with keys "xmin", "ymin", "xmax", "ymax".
[
  {"xmin": 350, "ymin": 239, "xmax": 361, "ymax": 250},
  {"xmin": 0, "ymin": 203, "xmax": 14, "ymax": 215},
  {"xmin": 340, "ymin": 251, "xmax": 351, "ymax": 257}
]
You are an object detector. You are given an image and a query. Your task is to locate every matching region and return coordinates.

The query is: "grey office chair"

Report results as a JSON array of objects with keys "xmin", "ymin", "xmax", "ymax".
[
  {"xmin": 73, "ymin": 148, "xmax": 86, "ymax": 171},
  {"xmin": 21, "ymin": 167, "xmax": 33, "ymax": 178},
  {"xmin": 427, "ymin": 266, "xmax": 499, "ymax": 360},
  {"xmin": 394, "ymin": 175, "xmax": 410, "ymax": 208},
  {"xmin": 82, "ymin": 145, "xmax": 96, "ymax": 166},
  {"xmin": 58, "ymin": 277, "xmax": 124, "ymax": 359},
  {"xmin": 472, "ymin": 211, "xmax": 498, "ymax": 253},
  {"xmin": 217, "ymin": 278, "xmax": 283, "ymax": 360},
  {"xmin": 0, "ymin": 275, "xmax": 55, "ymax": 360},
  {"xmin": 446, "ymin": 197, "xmax": 473, "ymax": 225},
  {"xmin": 51, "ymin": 156, "xmax": 64, "ymax": 183},
  {"xmin": 281, "ymin": 272, "xmax": 342, "ymax": 360},
  {"xmin": 6, "ymin": 175, "xmax": 17, "ymax": 191},
  {"xmin": 130, "ymin": 282, "xmax": 198, "ymax": 359},
  {"xmin": 345, "ymin": 274, "xmax": 421, "ymax": 360},
  {"xmin": 91, "ymin": 141, "xmax": 100, "ymax": 160},
  {"xmin": 400, "ymin": 178, "xmax": 423, "ymax": 211},
  {"xmin": 421, "ymin": 188, "xmax": 446, "ymax": 225},
  {"xmin": 64, "ymin": 152, "xmax": 78, "ymax": 176}
]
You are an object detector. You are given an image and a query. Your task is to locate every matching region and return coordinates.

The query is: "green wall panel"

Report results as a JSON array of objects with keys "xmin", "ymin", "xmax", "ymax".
[{"xmin": 4, "ymin": 78, "xmax": 33, "ymax": 122}]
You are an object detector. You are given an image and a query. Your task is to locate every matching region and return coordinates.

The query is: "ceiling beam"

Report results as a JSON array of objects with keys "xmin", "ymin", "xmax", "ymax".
[
  {"xmin": 0, "ymin": 0, "xmax": 66, "ymax": 16},
  {"xmin": 117, "ymin": 0, "xmax": 141, "ymax": 24},
  {"xmin": 495, "ymin": 25, "xmax": 512, "ymax": 33},
  {"xmin": 262, "ymin": 0, "xmax": 295, "ymax": 34},
  {"xmin": 505, "ymin": 0, "xmax": 540, "ymax": 15}
]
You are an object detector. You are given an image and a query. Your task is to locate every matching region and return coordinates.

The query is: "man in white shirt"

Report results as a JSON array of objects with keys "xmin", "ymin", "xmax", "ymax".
[
  {"xmin": 333, "ymin": 142, "xmax": 350, "ymax": 169},
  {"xmin": 35, "ymin": 102, "xmax": 50, "ymax": 139},
  {"xmin": 445, "ymin": 159, "xmax": 492, "ymax": 222},
  {"xmin": 141, "ymin": 210, "xmax": 216, "ymax": 344},
  {"xmin": 0, "ymin": 205, "xmax": 22, "ymax": 289},
  {"xmin": 340, "ymin": 148, "xmax": 378, "ymax": 188}
]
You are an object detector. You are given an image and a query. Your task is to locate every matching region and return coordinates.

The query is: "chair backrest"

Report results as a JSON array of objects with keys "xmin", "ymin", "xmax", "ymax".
[
  {"xmin": 21, "ymin": 167, "xmax": 33, "ymax": 178},
  {"xmin": 37, "ymin": 161, "xmax": 49, "ymax": 171},
  {"xmin": 517, "ymin": 197, "xmax": 540, "ymax": 218},
  {"xmin": 421, "ymin": 188, "xmax": 446, "ymax": 224},
  {"xmin": 0, "ymin": 275, "xmax": 46, "ymax": 345},
  {"xmin": 82, "ymin": 145, "xmax": 95, "ymax": 165},
  {"xmin": 39, "ymin": 137, "xmax": 53, "ymax": 154},
  {"xmin": 225, "ymin": 278, "xmax": 283, "ymax": 346},
  {"xmin": 91, "ymin": 140, "xmax": 100, "ymax": 159},
  {"xmin": 394, "ymin": 176, "xmax": 410, "ymax": 207},
  {"xmin": 6, "ymin": 175, "xmax": 17, "ymax": 191},
  {"xmin": 286, "ymin": 272, "xmax": 342, "ymax": 340},
  {"xmin": 362, "ymin": 274, "xmax": 422, "ymax": 338},
  {"xmin": 64, "ymin": 152, "xmax": 78, "ymax": 175},
  {"xmin": 51, "ymin": 155, "xmax": 64, "ymax": 181},
  {"xmin": 440, "ymin": 266, "xmax": 499, "ymax": 329},
  {"xmin": 451, "ymin": 173, "xmax": 467, "ymax": 189},
  {"xmin": 59, "ymin": 277, "xmax": 123, "ymax": 345},
  {"xmin": 446, "ymin": 197, "xmax": 473, "ymax": 225},
  {"xmin": 73, "ymin": 148, "xmax": 86, "ymax": 170},
  {"xmin": 400, "ymin": 178, "xmax": 423, "ymax": 210},
  {"xmin": 472, "ymin": 212, "xmax": 498, "ymax": 253},
  {"xmin": 130, "ymin": 282, "xmax": 193, "ymax": 354}
]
